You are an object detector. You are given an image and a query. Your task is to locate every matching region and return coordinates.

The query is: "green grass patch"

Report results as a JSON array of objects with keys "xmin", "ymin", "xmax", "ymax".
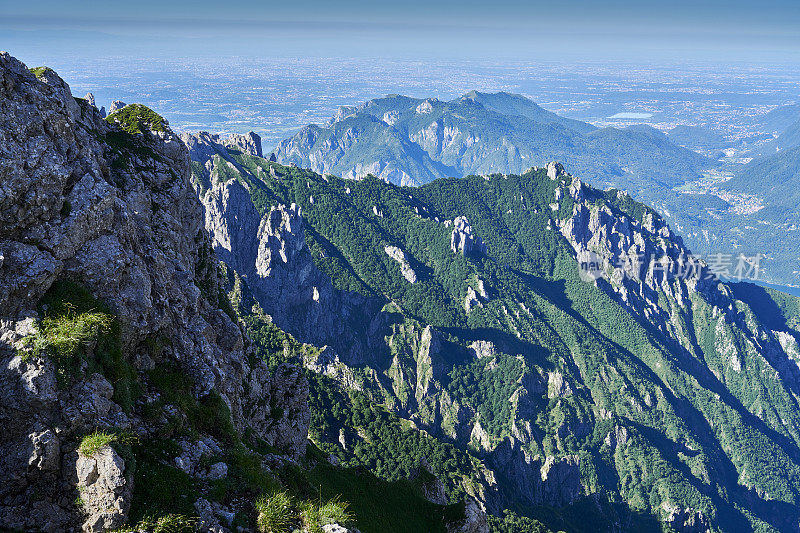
[
  {"xmin": 79, "ymin": 430, "xmax": 117, "ymax": 457},
  {"xmin": 206, "ymin": 442, "xmax": 281, "ymax": 504},
  {"xmin": 29, "ymin": 66, "xmax": 54, "ymax": 79},
  {"xmin": 255, "ymin": 491, "xmax": 294, "ymax": 533},
  {"xmin": 118, "ymin": 514, "xmax": 197, "ymax": 533},
  {"xmin": 253, "ymin": 486, "xmax": 353, "ymax": 533},
  {"xmin": 148, "ymin": 363, "xmax": 236, "ymax": 444},
  {"xmin": 300, "ymin": 496, "xmax": 352, "ymax": 533},
  {"xmin": 79, "ymin": 429, "xmax": 139, "ymax": 458},
  {"xmin": 21, "ymin": 280, "xmax": 138, "ymax": 411},
  {"xmin": 105, "ymin": 103, "xmax": 167, "ymax": 134},
  {"xmin": 278, "ymin": 446, "xmax": 449, "ymax": 533},
  {"xmin": 128, "ymin": 439, "xmax": 198, "ymax": 523}
]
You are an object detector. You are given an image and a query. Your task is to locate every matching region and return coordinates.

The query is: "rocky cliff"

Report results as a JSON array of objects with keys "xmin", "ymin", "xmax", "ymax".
[
  {"xmin": 0, "ymin": 53, "xmax": 309, "ymax": 532},
  {"xmin": 185, "ymin": 132, "xmax": 393, "ymax": 366}
]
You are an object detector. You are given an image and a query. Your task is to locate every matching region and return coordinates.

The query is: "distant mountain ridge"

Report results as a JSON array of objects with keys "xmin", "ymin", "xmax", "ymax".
[
  {"xmin": 725, "ymin": 144, "xmax": 800, "ymax": 216},
  {"xmin": 747, "ymin": 114, "xmax": 800, "ymax": 158},
  {"xmin": 746, "ymin": 103, "xmax": 800, "ymax": 135},
  {"xmin": 274, "ymin": 91, "xmax": 709, "ymax": 192}
]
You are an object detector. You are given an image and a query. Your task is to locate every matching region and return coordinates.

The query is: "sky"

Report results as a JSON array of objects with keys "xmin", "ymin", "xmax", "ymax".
[{"xmin": 3, "ymin": 0, "xmax": 800, "ymax": 62}]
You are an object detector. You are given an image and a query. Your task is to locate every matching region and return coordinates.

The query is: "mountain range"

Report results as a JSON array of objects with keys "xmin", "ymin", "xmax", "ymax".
[
  {"xmin": 6, "ymin": 53, "xmax": 800, "ymax": 533},
  {"xmin": 187, "ymin": 126, "xmax": 800, "ymax": 532}
]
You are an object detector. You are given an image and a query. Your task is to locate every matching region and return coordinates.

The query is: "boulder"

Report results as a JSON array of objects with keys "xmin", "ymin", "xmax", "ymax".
[{"xmin": 75, "ymin": 446, "xmax": 131, "ymax": 532}]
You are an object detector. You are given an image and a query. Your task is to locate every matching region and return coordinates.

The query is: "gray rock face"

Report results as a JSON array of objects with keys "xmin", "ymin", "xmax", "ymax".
[
  {"xmin": 327, "ymin": 105, "xmax": 359, "ymax": 126},
  {"xmin": 182, "ymin": 130, "xmax": 222, "ymax": 163},
  {"xmin": 0, "ymin": 53, "xmax": 309, "ymax": 531},
  {"xmin": 450, "ymin": 216, "xmax": 486, "ymax": 256},
  {"xmin": 227, "ymin": 131, "xmax": 263, "ymax": 158},
  {"xmin": 75, "ymin": 446, "xmax": 130, "ymax": 532},
  {"xmin": 539, "ymin": 454, "xmax": 581, "ymax": 507},
  {"xmin": 411, "ymin": 458, "xmax": 448, "ymax": 506},
  {"xmin": 108, "ymin": 100, "xmax": 126, "ymax": 113},
  {"xmin": 464, "ymin": 286, "xmax": 481, "ymax": 312},
  {"xmin": 180, "ymin": 130, "xmax": 266, "ymax": 191},
  {"xmin": 194, "ymin": 160, "xmax": 390, "ymax": 365},
  {"xmin": 385, "ymin": 245, "xmax": 417, "ymax": 283},
  {"xmin": 546, "ymin": 160, "xmax": 564, "ymax": 180},
  {"xmin": 257, "ymin": 362, "xmax": 310, "ymax": 457},
  {"xmin": 660, "ymin": 502, "xmax": 710, "ymax": 533},
  {"xmin": 194, "ymin": 497, "xmax": 227, "ymax": 532},
  {"xmin": 83, "ymin": 92, "xmax": 96, "ymax": 108},
  {"xmin": 445, "ymin": 496, "xmax": 489, "ymax": 533},
  {"xmin": 488, "ymin": 437, "xmax": 581, "ymax": 509}
]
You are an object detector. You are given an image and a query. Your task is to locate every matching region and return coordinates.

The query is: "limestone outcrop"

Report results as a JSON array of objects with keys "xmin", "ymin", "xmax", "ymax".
[
  {"xmin": 227, "ymin": 131, "xmax": 263, "ymax": 158},
  {"xmin": 385, "ymin": 245, "xmax": 418, "ymax": 283},
  {"xmin": 108, "ymin": 100, "xmax": 126, "ymax": 113},
  {"xmin": 187, "ymin": 132, "xmax": 392, "ymax": 366},
  {"xmin": 450, "ymin": 216, "xmax": 486, "ymax": 256}
]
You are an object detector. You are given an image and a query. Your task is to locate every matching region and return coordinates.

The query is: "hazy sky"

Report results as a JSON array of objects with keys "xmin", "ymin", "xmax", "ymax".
[{"xmin": 3, "ymin": 0, "xmax": 800, "ymax": 62}]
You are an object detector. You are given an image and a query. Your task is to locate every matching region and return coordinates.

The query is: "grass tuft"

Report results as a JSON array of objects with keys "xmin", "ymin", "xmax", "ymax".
[
  {"xmin": 79, "ymin": 430, "xmax": 117, "ymax": 457},
  {"xmin": 300, "ymin": 496, "xmax": 352, "ymax": 533},
  {"xmin": 20, "ymin": 281, "xmax": 138, "ymax": 410},
  {"xmin": 118, "ymin": 513, "xmax": 197, "ymax": 533},
  {"xmin": 255, "ymin": 491, "xmax": 294, "ymax": 533},
  {"xmin": 78, "ymin": 429, "xmax": 139, "ymax": 458},
  {"xmin": 23, "ymin": 302, "xmax": 113, "ymax": 365}
]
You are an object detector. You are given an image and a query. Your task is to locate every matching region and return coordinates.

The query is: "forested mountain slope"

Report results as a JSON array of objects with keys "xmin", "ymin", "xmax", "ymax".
[
  {"xmin": 725, "ymin": 145, "xmax": 800, "ymax": 211},
  {"xmin": 189, "ymin": 132, "xmax": 800, "ymax": 532}
]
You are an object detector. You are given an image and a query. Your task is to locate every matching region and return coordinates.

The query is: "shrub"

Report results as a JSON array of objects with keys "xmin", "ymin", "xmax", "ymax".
[{"xmin": 255, "ymin": 491, "xmax": 293, "ymax": 533}]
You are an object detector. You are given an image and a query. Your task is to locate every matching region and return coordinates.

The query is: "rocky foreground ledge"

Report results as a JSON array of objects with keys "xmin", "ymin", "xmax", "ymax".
[{"xmin": 0, "ymin": 52, "xmax": 309, "ymax": 531}]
